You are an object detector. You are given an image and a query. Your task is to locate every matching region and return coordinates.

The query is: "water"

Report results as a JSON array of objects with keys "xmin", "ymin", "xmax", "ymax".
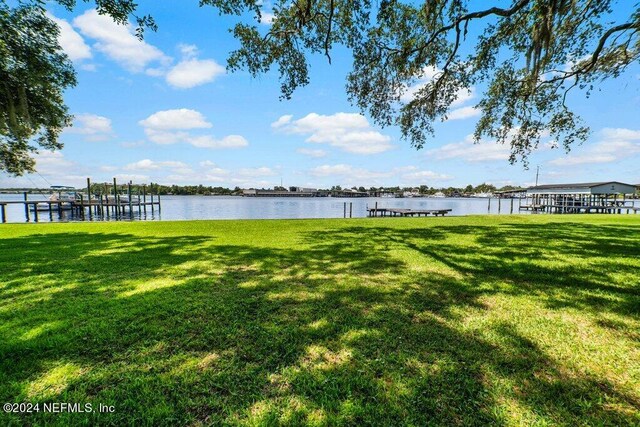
[{"xmin": 0, "ymin": 194, "xmax": 530, "ymax": 223}]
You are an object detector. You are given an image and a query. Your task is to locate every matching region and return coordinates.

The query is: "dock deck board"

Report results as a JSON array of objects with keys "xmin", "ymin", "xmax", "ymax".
[{"xmin": 367, "ymin": 208, "xmax": 452, "ymax": 217}]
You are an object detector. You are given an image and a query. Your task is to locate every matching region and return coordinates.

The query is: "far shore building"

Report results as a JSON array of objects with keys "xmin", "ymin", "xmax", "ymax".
[{"xmin": 242, "ymin": 188, "xmax": 327, "ymax": 197}]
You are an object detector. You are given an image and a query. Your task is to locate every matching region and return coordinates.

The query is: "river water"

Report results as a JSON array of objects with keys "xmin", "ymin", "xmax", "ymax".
[{"xmin": 0, "ymin": 194, "xmax": 533, "ymax": 223}]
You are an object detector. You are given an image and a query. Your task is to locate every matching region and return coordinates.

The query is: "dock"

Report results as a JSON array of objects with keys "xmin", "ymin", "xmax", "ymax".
[
  {"xmin": 367, "ymin": 207, "xmax": 452, "ymax": 217},
  {"xmin": 0, "ymin": 177, "xmax": 161, "ymax": 223},
  {"xmin": 519, "ymin": 182, "xmax": 638, "ymax": 215}
]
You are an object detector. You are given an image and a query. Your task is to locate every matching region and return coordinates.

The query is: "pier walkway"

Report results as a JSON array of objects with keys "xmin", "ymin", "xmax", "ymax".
[{"xmin": 367, "ymin": 207, "xmax": 452, "ymax": 217}]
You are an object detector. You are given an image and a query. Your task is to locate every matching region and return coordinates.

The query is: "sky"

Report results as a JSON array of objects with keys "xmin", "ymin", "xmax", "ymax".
[{"xmin": 1, "ymin": 1, "xmax": 639, "ymax": 190}]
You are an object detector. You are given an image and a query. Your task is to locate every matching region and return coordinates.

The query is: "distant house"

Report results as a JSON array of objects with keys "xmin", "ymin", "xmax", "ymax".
[
  {"xmin": 289, "ymin": 186, "xmax": 318, "ymax": 193},
  {"xmin": 331, "ymin": 188, "xmax": 368, "ymax": 197},
  {"xmin": 242, "ymin": 188, "xmax": 324, "ymax": 197}
]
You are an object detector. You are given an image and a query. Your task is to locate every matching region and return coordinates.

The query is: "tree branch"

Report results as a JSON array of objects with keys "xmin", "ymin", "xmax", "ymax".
[
  {"xmin": 324, "ymin": 0, "xmax": 334, "ymax": 64},
  {"xmin": 534, "ymin": 21, "xmax": 638, "ymax": 87}
]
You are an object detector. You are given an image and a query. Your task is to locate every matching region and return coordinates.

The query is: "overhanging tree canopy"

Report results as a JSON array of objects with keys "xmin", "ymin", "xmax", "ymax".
[
  {"xmin": 0, "ymin": 3, "xmax": 75, "ymax": 175},
  {"xmin": 1, "ymin": 0, "xmax": 639, "ymax": 175},
  {"xmin": 218, "ymin": 0, "xmax": 640, "ymax": 164},
  {"xmin": 0, "ymin": 0, "xmax": 155, "ymax": 175}
]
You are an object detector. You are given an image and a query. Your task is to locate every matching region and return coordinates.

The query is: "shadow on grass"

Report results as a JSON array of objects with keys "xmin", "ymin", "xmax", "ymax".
[{"xmin": 0, "ymin": 220, "xmax": 638, "ymax": 425}]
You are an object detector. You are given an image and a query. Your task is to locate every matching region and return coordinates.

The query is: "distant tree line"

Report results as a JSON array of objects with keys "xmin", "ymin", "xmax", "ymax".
[
  {"xmin": 148, "ymin": 182, "xmax": 523, "ymax": 196},
  {"xmin": 6, "ymin": 183, "xmax": 640, "ymax": 198},
  {"xmin": 3, "ymin": 183, "xmax": 529, "ymax": 196},
  {"xmin": 81, "ymin": 183, "xmax": 243, "ymax": 196},
  {"xmin": 330, "ymin": 183, "xmax": 523, "ymax": 196}
]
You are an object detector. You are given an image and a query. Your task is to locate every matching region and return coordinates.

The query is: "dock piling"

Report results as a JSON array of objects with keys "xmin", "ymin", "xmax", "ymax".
[
  {"xmin": 23, "ymin": 192, "xmax": 30, "ymax": 222},
  {"xmin": 143, "ymin": 185, "xmax": 147, "ymax": 215},
  {"xmin": 113, "ymin": 177, "xmax": 119, "ymax": 217},
  {"xmin": 87, "ymin": 178, "xmax": 93, "ymax": 220},
  {"xmin": 128, "ymin": 182, "xmax": 133, "ymax": 218},
  {"xmin": 78, "ymin": 194, "xmax": 85, "ymax": 219}
]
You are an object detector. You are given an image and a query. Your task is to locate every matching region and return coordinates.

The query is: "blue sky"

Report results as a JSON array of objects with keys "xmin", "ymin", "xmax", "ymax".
[{"xmin": 2, "ymin": 1, "xmax": 639, "ymax": 189}]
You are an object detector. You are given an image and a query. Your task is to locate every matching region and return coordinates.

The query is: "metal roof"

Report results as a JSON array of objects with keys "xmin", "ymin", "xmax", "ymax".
[
  {"xmin": 527, "ymin": 182, "xmax": 627, "ymax": 190},
  {"xmin": 526, "ymin": 181, "xmax": 636, "ymax": 195}
]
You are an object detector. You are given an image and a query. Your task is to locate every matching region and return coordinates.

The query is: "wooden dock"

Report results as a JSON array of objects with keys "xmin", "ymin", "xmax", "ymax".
[
  {"xmin": 0, "ymin": 177, "xmax": 161, "ymax": 223},
  {"xmin": 367, "ymin": 207, "xmax": 452, "ymax": 217}
]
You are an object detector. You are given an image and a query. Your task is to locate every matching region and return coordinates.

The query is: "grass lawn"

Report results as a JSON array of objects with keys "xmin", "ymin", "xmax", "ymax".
[{"xmin": 0, "ymin": 215, "xmax": 639, "ymax": 426}]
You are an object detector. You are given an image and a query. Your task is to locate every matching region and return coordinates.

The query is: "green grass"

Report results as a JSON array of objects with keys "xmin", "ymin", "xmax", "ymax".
[{"xmin": 0, "ymin": 215, "xmax": 639, "ymax": 426}]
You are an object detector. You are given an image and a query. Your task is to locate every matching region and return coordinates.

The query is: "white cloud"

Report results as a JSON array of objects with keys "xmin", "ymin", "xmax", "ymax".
[
  {"xmin": 548, "ymin": 128, "xmax": 640, "ymax": 166},
  {"xmin": 156, "ymin": 164, "xmax": 275, "ymax": 186},
  {"xmin": 402, "ymin": 170, "xmax": 452, "ymax": 180},
  {"xmin": 139, "ymin": 109, "xmax": 212, "ymax": 131},
  {"xmin": 447, "ymin": 106, "xmax": 481, "ymax": 121},
  {"xmin": 238, "ymin": 167, "xmax": 277, "ymax": 177},
  {"xmin": 427, "ymin": 134, "xmax": 511, "ymax": 162},
  {"xmin": 73, "ymin": 9, "xmax": 169, "ymax": 72},
  {"xmin": 178, "ymin": 43, "xmax": 199, "ymax": 59},
  {"xmin": 80, "ymin": 63, "xmax": 97, "ymax": 71},
  {"xmin": 120, "ymin": 140, "xmax": 145, "ymax": 148},
  {"xmin": 400, "ymin": 66, "xmax": 476, "ymax": 109},
  {"xmin": 50, "ymin": 15, "xmax": 92, "ymax": 62},
  {"xmin": 271, "ymin": 115, "xmax": 293, "ymax": 129},
  {"xmin": 66, "ymin": 113, "xmax": 113, "ymax": 141},
  {"xmin": 113, "ymin": 173, "xmax": 151, "ymax": 183},
  {"xmin": 161, "ymin": 43, "xmax": 226, "ymax": 89},
  {"xmin": 260, "ymin": 11, "xmax": 275, "ymax": 25},
  {"xmin": 273, "ymin": 112, "xmax": 394, "ymax": 154},
  {"xmin": 166, "ymin": 59, "xmax": 225, "ymax": 89},
  {"xmin": 562, "ymin": 54, "xmax": 592, "ymax": 73},
  {"xmin": 307, "ymin": 164, "xmax": 451, "ymax": 186},
  {"xmin": 600, "ymin": 127, "xmax": 640, "ymax": 141},
  {"xmin": 297, "ymin": 148, "xmax": 327, "ymax": 158},
  {"xmin": 201, "ymin": 163, "xmax": 230, "ymax": 176},
  {"xmin": 549, "ymin": 153, "xmax": 617, "ymax": 166},
  {"xmin": 34, "ymin": 150, "xmax": 76, "ymax": 173},
  {"xmin": 0, "ymin": 151, "xmax": 88, "ymax": 188},
  {"xmin": 139, "ymin": 109, "xmax": 248, "ymax": 149},
  {"xmin": 309, "ymin": 164, "xmax": 392, "ymax": 181},
  {"xmin": 71, "ymin": 12, "xmax": 223, "ymax": 89},
  {"xmin": 400, "ymin": 66, "xmax": 441, "ymax": 103},
  {"xmin": 124, "ymin": 159, "xmax": 189, "ymax": 171},
  {"xmin": 188, "ymin": 135, "xmax": 248, "ymax": 149},
  {"xmin": 143, "ymin": 130, "xmax": 190, "ymax": 145}
]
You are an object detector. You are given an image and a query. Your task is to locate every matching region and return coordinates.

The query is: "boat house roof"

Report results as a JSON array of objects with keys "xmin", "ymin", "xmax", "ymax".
[{"xmin": 527, "ymin": 181, "xmax": 636, "ymax": 195}]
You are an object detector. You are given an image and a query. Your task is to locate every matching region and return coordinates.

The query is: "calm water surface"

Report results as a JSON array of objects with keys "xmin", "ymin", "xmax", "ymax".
[{"xmin": 0, "ymin": 194, "xmax": 529, "ymax": 223}]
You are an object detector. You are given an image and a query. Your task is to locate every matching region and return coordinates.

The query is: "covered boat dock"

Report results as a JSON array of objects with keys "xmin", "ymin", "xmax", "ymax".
[{"xmin": 520, "ymin": 181, "xmax": 639, "ymax": 214}]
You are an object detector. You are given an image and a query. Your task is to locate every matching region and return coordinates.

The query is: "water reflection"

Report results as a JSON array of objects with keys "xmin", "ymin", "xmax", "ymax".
[{"xmin": 0, "ymin": 194, "xmax": 532, "ymax": 223}]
